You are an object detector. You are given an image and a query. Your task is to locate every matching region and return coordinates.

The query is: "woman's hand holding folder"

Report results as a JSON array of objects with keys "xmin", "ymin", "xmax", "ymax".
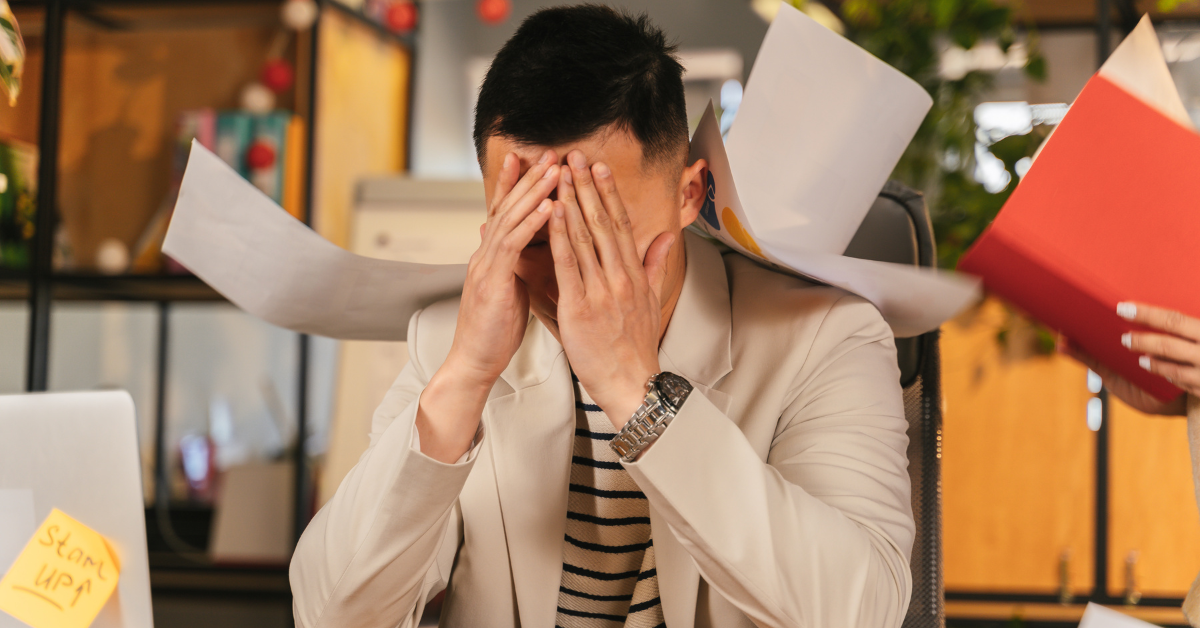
[{"xmin": 1059, "ymin": 302, "xmax": 1200, "ymax": 416}]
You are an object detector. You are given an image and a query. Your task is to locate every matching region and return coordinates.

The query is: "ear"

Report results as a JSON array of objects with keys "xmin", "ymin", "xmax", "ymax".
[{"xmin": 678, "ymin": 158, "xmax": 707, "ymax": 227}]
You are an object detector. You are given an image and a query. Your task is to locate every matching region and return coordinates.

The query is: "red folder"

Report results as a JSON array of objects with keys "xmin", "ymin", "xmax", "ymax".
[{"xmin": 958, "ymin": 75, "xmax": 1200, "ymax": 402}]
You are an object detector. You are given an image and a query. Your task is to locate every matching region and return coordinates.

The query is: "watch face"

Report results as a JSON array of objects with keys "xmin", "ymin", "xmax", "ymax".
[{"xmin": 656, "ymin": 372, "xmax": 693, "ymax": 410}]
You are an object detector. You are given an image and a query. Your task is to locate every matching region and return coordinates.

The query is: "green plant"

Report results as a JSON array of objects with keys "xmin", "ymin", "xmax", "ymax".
[{"xmin": 838, "ymin": 0, "xmax": 1047, "ymax": 269}]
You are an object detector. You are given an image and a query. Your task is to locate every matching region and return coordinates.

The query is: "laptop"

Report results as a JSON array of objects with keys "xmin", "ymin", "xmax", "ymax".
[{"xmin": 0, "ymin": 391, "xmax": 154, "ymax": 627}]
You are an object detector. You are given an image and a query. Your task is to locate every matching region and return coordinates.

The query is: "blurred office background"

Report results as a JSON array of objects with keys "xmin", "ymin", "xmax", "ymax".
[{"xmin": 1, "ymin": 0, "xmax": 1200, "ymax": 626}]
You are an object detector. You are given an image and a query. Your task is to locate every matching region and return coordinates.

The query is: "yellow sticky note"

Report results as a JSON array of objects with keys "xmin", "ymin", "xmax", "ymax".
[{"xmin": 0, "ymin": 508, "xmax": 120, "ymax": 628}]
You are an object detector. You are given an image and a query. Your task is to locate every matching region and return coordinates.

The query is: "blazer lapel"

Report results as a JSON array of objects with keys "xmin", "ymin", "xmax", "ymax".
[
  {"xmin": 487, "ymin": 319, "xmax": 574, "ymax": 628},
  {"xmin": 649, "ymin": 230, "xmax": 738, "ymax": 628}
]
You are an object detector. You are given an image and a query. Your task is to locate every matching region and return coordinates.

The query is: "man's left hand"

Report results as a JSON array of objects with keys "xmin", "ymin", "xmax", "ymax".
[{"xmin": 548, "ymin": 150, "xmax": 676, "ymax": 430}]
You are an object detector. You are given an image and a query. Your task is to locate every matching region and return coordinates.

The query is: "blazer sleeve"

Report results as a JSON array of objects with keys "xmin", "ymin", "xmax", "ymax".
[
  {"xmin": 290, "ymin": 308, "xmax": 483, "ymax": 628},
  {"xmin": 623, "ymin": 295, "xmax": 913, "ymax": 628}
]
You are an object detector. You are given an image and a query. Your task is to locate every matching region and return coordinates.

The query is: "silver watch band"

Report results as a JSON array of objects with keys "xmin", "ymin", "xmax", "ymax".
[{"xmin": 609, "ymin": 373, "xmax": 690, "ymax": 462}]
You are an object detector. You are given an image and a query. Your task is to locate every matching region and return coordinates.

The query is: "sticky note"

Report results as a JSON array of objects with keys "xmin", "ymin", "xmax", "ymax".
[{"xmin": 0, "ymin": 508, "xmax": 120, "ymax": 628}]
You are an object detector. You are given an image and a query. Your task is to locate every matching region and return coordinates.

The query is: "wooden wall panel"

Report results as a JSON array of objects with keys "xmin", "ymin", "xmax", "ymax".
[
  {"xmin": 1108, "ymin": 397, "xmax": 1200, "ymax": 598},
  {"xmin": 942, "ymin": 298, "xmax": 1096, "ymax": 593}
]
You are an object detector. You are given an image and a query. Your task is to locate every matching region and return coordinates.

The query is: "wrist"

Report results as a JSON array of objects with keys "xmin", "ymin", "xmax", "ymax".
[
  {"xmin": 415, "ymin": 361, "xmax": 494, "ymax": 464},
  {"xmin": 602, "ymin": 368, "xmax": 659, "ymax": 431}
]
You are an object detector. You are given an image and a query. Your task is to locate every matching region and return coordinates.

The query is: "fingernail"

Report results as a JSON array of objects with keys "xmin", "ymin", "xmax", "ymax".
[
  {"xmin": 538, "ymin": 199, "xmax": 551, "ymax": 213},
  {"xmin": 1121, "ymin": 333, "xmax": 1132, "ymax": 349},
  {"xmin": 569, "ymin": 151, "xmax": 586, "ymax": 169},
  {"xmin": 563, "ymin": 167, "xmax": 573, "ymax": 184},
  {"xmin": 539, "ymin": 151, "xmax": 551, "ymax": 164},
  {"xmin": 1139, "ymin": 355, "xmax": 1152, "ymax": 370},
  {"xmin": 594, "ymin": 162, "xmax": 611, "ymax": 178},
  {"xmin": 543, "ymin": 165, "xmax": 557, "ymax": 179},
  {"xmin": 1117, "ymin": 302, "xmax": 1137, "ymax": 320},
  {"xmin": 554, "ymin": 205, "xmax": 564, "ymax": 218}
]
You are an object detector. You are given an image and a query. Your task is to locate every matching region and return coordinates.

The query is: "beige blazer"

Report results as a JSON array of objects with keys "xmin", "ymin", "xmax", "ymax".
[{"xmin": 290, "ymin": 231, "xmax": 915, "ymax": 628}]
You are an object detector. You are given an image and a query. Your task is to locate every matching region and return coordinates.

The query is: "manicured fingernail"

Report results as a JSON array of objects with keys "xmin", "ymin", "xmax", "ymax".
[
  {"xmin": 1139, "ymin": 355, "xmax": 1152, "ymax": 370},
  {"xmin": 539, "ymin": 151, "xmax": 551, "ymax": 164},
  {"xmin": 569, "ymin": 151, "xmax": 586, "ymax": 169},
  {"xmin": 594, "ymin": 162, "xmax": 611, "ymax": 178},
  {"xmin": 1121, "ymin": 333, "xmax": 1132, "ymax": 349},
  {"xmin": 1117, "ymin": 302, "xmax": 1137, "ymax": 320}
]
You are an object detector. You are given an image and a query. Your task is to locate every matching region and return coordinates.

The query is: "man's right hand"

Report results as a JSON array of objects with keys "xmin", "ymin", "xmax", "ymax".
[{"xmin": 415, "ymin": 150, "xmax": 560, "ymax": 463}]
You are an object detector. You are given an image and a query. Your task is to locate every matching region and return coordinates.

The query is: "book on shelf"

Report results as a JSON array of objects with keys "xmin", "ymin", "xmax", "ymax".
[{"xmin": 134, "ymin": 109, "xmax": 306, "ymax": 274}]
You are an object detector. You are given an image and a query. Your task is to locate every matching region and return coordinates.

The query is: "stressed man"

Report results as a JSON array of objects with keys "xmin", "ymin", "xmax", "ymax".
[{"xmin": 290, "ymin": 5, "xmax": 913, "ymax": 627}]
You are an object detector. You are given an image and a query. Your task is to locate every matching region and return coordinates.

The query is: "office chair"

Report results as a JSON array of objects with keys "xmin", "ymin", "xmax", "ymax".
[{"xmin": 843, "ymin": 181, "xmax": 946, "ymax": 628}]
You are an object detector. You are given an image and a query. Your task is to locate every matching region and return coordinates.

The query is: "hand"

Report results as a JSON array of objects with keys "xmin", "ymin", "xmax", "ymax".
[
  {"xmin": 549, "ymin": 150, "xmax": 676, "ymax": 429},
  {"xmin": 1118, "ymin": 302, "xmax": 1200, "ymax": 400},
  {"xmin": 1058, "ymin": 336, "xmax": 1186, "ymax": 416},
  {"xmin": 416, "ymin": 150, "xmax": 559, "ymax": 463},
  {"xmin": 445, "ymin": 150, "xmax": 560, "ymax": 387},
  {"xmin": 1057, "ymin": 300, "xmax": 1199, "ymax": 416}
]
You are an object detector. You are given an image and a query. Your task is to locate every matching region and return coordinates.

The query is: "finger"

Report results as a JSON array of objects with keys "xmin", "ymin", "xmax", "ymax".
[
  {"xmin": 1117, "ymin": 302, "xmax": 1200, "ymax": 342},
  {"xmin": 592, "ymin": 161, "xmax": 642, "ymax": 273},
  {"xmin": 566, "ymin": 150, "xmax": 623, "ymax": 274},
  {"xmin": 643, "ymin": 231, "xmax": 676, "ymax": 301},
  {"xmin": 485, "ymin": 164, "xmax": 559, "ymax": 253},
  {"xmin": 493, "ymin": 198, "xmax": 554, "ymax": 268},
  {"xmin": 489, "ymin": 149, "xmax": 558, "ymax": 220},
  {"xmin": 488, "ymin": 152, "xmax": 520, "ymax": 217},
  {"xmin": 1124, "ymin": 332, "xmax": 1200, "ymax": 366},
  {"xmin": 549, "ymin": 201, "xmax": 585, "ymax": 304},
  {"xmin": 559, "ymin": 179, "xmax": 605, "ymax": 288},
  {"xmin": 1138, "ymin": 355, "xmax": 1200, "ymax": 389}
]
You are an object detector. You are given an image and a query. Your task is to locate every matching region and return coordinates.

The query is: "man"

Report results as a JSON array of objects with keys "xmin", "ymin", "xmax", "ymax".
[{"xmin": 290, "ymin": 5, "xmax": 913, "ymax": 627}]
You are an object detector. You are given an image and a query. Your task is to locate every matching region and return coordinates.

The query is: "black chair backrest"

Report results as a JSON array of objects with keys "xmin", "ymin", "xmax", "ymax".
[{"xmin": 843, "ymin": 180, "xmax": 945, "ymax": 628}]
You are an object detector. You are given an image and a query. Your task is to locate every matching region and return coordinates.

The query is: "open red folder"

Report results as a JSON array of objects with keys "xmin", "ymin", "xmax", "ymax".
[{"xmin": 959, "ymin": 47, "xmax": 1200, "ymax": 403}]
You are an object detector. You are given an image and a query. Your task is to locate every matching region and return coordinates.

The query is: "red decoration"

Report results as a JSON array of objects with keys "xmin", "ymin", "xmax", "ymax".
[
  {"xmin": 476, "ymin": 0, "xmax": 510, "ymax": 25},
  {"xmin": 385, "ymin": 1, "xmax": 418, "ymax": 34},
  {"xmin": 261, "ymin": 59, "xmax": 295, "ymax": 93},
  {"xmin": 246, "ymin": 141, "xmax": 277, "ymax": 170}
]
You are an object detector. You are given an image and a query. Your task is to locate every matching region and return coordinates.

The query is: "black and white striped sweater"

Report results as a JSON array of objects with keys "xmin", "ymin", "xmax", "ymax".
[{"xmin": 555, "ymin": 376, "xmax": 665, "ymax": 628}]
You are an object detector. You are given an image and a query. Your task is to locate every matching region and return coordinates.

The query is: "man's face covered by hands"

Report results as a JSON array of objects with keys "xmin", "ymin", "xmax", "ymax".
[{"xmin": 481, "ymin": 126, "xmax": 704, "ymax": 340}]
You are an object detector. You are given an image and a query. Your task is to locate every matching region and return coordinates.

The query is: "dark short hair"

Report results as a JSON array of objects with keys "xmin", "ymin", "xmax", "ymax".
[{"xmin": 473, "ymin": 4, "xmax": 689, "ymax": 172}]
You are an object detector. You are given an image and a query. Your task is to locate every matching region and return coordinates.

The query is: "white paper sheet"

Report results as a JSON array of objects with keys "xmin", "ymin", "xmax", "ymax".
[
  {"xmin": 691, "ymin": 102, "xmax": 980, "ymax": 337},
  {"xmin": 724, "ymin": 4, "xmax": 934, "ymax": 256},
  {"xmin": 1078, "ymin": 603, "xmax": 1157, "ymax": 628},
  {"xmin": 1098, "ymin": 15, "xmax": 1194, "ymax": 131},
  {"xmin": 162, "ymin": 142, "xmax": 467, "ymax": 341}
]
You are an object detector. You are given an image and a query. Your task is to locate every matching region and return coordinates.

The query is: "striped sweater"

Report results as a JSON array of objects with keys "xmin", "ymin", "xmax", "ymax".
[{"xmin": 555, "ymin": 376, "xmax": 665, "ymax": 628}]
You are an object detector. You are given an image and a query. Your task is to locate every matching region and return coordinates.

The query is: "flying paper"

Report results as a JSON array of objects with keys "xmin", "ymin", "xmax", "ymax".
[
  {"xmin": 164, "ymin": 3, "xmax": 980, "ymax": 340},
  {"xmin": 723, "ymin": 3, "xmax": 934, "ymax": 256},
  {"xmin": 688, "ymin": 4, "xmax": 979, "ymax": 337},
  {"xmin": 0, "ymin": 509, "xmax": 120, "ymax": 628},
  {"xmin": 163, "ymin": 141, "xmax": 466, "ymax": 341}
]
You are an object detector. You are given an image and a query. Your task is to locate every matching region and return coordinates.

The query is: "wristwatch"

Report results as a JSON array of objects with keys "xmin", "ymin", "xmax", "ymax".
[{"xmin": 610, "ymin": 372, "xmax": 693, "ymax": 462}]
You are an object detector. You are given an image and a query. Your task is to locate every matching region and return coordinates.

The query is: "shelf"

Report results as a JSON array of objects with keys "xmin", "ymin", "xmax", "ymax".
[
  {"xmin": 10, "ymin": 0, "xmax": 414, "ymax": 48},
  {"xmin": 0, "ymin": 271, "xmax": 226, "ymax": 302}
]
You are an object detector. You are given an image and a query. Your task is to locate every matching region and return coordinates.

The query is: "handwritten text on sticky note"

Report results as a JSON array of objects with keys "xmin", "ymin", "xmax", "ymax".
[{"xmin": 0, "ymin": 508, "xmax": 120, "ymax": 628}]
